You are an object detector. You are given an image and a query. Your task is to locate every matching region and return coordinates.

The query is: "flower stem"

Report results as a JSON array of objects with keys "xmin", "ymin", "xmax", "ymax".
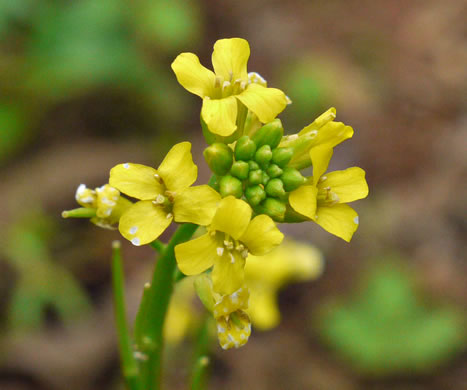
[
  {"xmin": 111, "ymin": 241, "xmax": 141, "ymax": 390},
  {"xmin": 190, "ymin": 315, "xmax": 212, "ymax": 390},
  {"xmin": 150, "ymin": 240, "xmax": 166, "ymax": 254},
  {"xmin": 136, "ymin": 223, "xmax": 199, "ymax": 390}
]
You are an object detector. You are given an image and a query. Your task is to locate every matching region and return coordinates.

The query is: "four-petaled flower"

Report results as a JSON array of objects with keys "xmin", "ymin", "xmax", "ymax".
[
  {"xmin": 175, "ymin": 196, "xmax": 284, "ymax": 295},
  {"xmin": 289, "ymin": 144, "xmax": 369, "ymax": 241},
  {"xmin": 171, "ymin": 38, "xmax": 288, "ymax": 137},
  {"xmin": 109, "ymin": 142, "xmax": 221, "ymax": 246}
]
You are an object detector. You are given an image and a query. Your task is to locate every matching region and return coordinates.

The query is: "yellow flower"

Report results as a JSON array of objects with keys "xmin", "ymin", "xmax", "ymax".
[
  {"xmin": 175, "ymin": 196, "xmax": 284, "ymax": 295},
  {"xmin": 74, "ymin": 183, "xmax": 131, "ymax": 229},
  {"xmin": 171, "ymin": 38, "xmax": 288, "ymax": 136},
  {"xmin": 289, "ymin": 145, "xmax": 369, "ymax": 242},
  {"xmin": 245, "ymin": 239, "xmax": 324, "ymax": 330},
  {"xmin": 213, "ymin": 286, "xmax": 251, "ymax": 350},
  {"xmin": 109, "ymin": 142, "xmax": 221, "ymax": 246},
  {"xmin": 280, "ymin": 108, "xmax": 354, "ymax": 170}
]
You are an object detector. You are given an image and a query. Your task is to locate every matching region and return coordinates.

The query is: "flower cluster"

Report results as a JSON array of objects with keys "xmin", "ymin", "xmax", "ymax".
[{"xmin": 64, "ymin": 37, "xmax": 368, "ymax": 350}]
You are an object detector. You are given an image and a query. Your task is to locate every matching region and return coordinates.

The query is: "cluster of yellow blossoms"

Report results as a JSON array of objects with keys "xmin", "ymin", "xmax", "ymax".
[{"xmin": 64, "ymin": 38, "xmax": 368, "ymax": 350}]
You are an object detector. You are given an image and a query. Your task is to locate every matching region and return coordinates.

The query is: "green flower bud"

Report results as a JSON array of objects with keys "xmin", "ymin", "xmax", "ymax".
[
  {"xmin": 265, "ymin": 178, "xmax": 286, "ymax": 198},
  {"xmin": 219, "ymin": 175, "xmax": 243, "ymax": 198},
  {"xmin": 255, "ymin": 145, "xmax": 272, "ymax": 169},
  {"xmin": 272, "ymin": 147, "xmax": 294, "ymax": 168},
  {"xmin": 266, "ymin": 163, "xmax": 283, "ymax": 178},
  {"xmin": 230, "ymin": 161, "xmax": 250, "ymax": 180},
  {"xmin": 281, "ymin": 167, "xmax": 306, "ymax": 192},
  {"xmin": 260, "ymin": 198, "xmax": 286, "ymax": 221},
  {"xmin": 262, "ymin": 171, "xmax": 270, "ymax": 185},
  {"xmin": 245, "ymin": 185, "xmax": 266, "ymax": 206},
  {"xmin": 251, "ymin": 119, "xmax": 284, "ymax": 149},
  {"xmin": 249, "ymin": 169, "xmax": 263, "ymax": 185},
  {"xmin": 248, "ymin": 160, "xmax": 260, "ymax": 171},
  {"xmin": 203, "ymin": 143, "xmax": 233, "ymax": 176},
  {"xmin": 235, "ymin": 136, "xmax": 257, "ymax": 161}
]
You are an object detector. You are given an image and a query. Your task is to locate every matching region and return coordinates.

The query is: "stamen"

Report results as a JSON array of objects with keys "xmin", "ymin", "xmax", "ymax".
[{"xmin": 216, "ymin": 247, "xmax": 224, "ymax": 256}]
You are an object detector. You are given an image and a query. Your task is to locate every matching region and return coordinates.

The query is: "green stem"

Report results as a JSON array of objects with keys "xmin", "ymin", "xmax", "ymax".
[
  {"xmin": 150, "ymin": 240, "xmax": 167, "ymax": 254},
  {"xmin": 135, "ymin": 175, "xmax": 216, "ymax": 390},
  {"xmin": 137, "ymin": 223, "xmax": 199, "ymax": 390},
  {"xmin": 61, "ymin": 207, "xmax": 96, "ymax": 218},
  {"xmin": 190, "ymin": 315, "xmax": 212, "ymax": 390},
  {"xmin": 111, "ymin": 241, "xmax": 141, "ymax": 390}
]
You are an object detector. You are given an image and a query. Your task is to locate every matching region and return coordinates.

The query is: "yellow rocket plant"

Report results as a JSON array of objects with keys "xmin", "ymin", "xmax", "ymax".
[{"xmin": 63, "ymin": 38, "xmax": 368, "ymax": 390}]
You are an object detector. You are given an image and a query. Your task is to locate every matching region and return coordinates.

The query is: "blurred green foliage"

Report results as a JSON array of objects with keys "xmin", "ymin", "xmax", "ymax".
[
  {"xmin": 1, "ymin": 209, "xmax": 91, "ymax": 331},
  {"xmin": 280, "ymin": 57, "xmax": 333, "ymax": 130},
  {"xmin": 315, "ymin": 260, "xmax": 466, "ymax": 376},
  {"xmin": 0, "ymin": 0, "xmax": 202, "ymax": 166}
]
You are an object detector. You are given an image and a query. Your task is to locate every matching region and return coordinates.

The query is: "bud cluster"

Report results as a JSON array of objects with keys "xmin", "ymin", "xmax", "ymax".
[{"xmin": 204, "ymin": 119, "xmax": 306, "ymax": 222}]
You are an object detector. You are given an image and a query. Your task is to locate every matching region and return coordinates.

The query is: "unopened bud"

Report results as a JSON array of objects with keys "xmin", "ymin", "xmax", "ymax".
[
  {"xmin": 262, "ymin": 171, "xmax": 270, "ymax": 185},
  {"xmin": 281, "ymin": 168, "xmax": 306, "ymax": 191},
  {"xmin": 251, "ymin": 119, "xmax": 284, "ymax": 149},
  {"xmin": 235, "ymin": 136, "xmax": 257, "ymax": 161},
  {"xmin": 266, "ymin": 164, "xmax": 283, "ymax": 178},
  {"xmin": 248, "ymin": 160, "xmax": 260, "ymax": 171},
  {"xmin": 245, "ymin": 185, "xmax": 266, "ymax": 206},
  {"xmin": 203, "ymin": 143, "xmax": 233, "ymax": 176},
  {"xmin": 272, "ymin": 147, "xmax": 293, "ymax": 168},
  {"xmin": 230, "ymin": 161, "xmax": 250, "ymax": 180},
  {"xmin": 219, "ymin": 175, "xmax": 243, "ymax": 198},
  {"xmin": 255, "ymin": 145, "xmax": 272, "ymax": 169},
  {"xmin": 265, "ymin": 178, "xmax": 285, "ymax": 198},
  {"xmin": 260, "ymin": 198, "xmax": 286, "ymax": 221},
  {"xmin": 248, "ymin": 169, "xmax": 263, "ymax": 185}
]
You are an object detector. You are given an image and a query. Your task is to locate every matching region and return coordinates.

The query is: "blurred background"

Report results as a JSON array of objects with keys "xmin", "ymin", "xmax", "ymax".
[{"xmin": 0, "ymin": 0, "xmax": 466, "ymax": 389}]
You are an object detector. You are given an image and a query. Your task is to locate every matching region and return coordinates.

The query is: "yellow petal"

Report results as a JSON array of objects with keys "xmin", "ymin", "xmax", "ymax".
[
  {"xmin": 236, "ymin": 83, "xmax": 287, "ymax": 124},
  {"xmin": 171, "ymin": 52, "xmax": 216, "ymax": 98},
  {"xmin": 201, "ymin": 96, "xmax": 238, "ymax": 136},
  {"xmin": 157, "ymin": 142, "xmax": 197, "ymax": 191},
  {"xmin": 212, "ymin": 251, "xmax": 246, "ymax": 295},
  {"xmin": 210, "ymin": 196, "xmax": 251, "ymax": 240},
  {"xmin": 289, "ymin": 185, "xmax": 318, "ymax": 219},
  {"xmin": 109, "ymin": 163, "xmax": 163, "ymax": 200},
  {"xmin": 315, "ymin": 204, "xmax": 360, "ymax": 242},
  {"xmin": 298, "ymin": 107, "xmax": 337, "ymax": 136},
  {"xmin": 310, "ymin": 144, "xmax": 333, "ymax": 185},
  {"xmin": 247, "ymin": 287, "xmax": 280, "ymax": 330},
  {"xmin": 212, "ymin": 38, "xmax": 250, "ymax": 81},
  {"xmin": 175, "ymin": 233, "xmax": 217, "ymax": 275},
  {"xmin": 319, "ymin": 167, "xmax": 369, "ymax": 203},
  {"xmin": 173, "ymin": 185, "xmax": 221, "ymax": 225},
  {"xmin": 240, "ymin": 215, "xmax": 283, "ymax": 256},
  {"xmin": 119, "ymin": 200, "xmax": 172, "ymax": 246}
]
